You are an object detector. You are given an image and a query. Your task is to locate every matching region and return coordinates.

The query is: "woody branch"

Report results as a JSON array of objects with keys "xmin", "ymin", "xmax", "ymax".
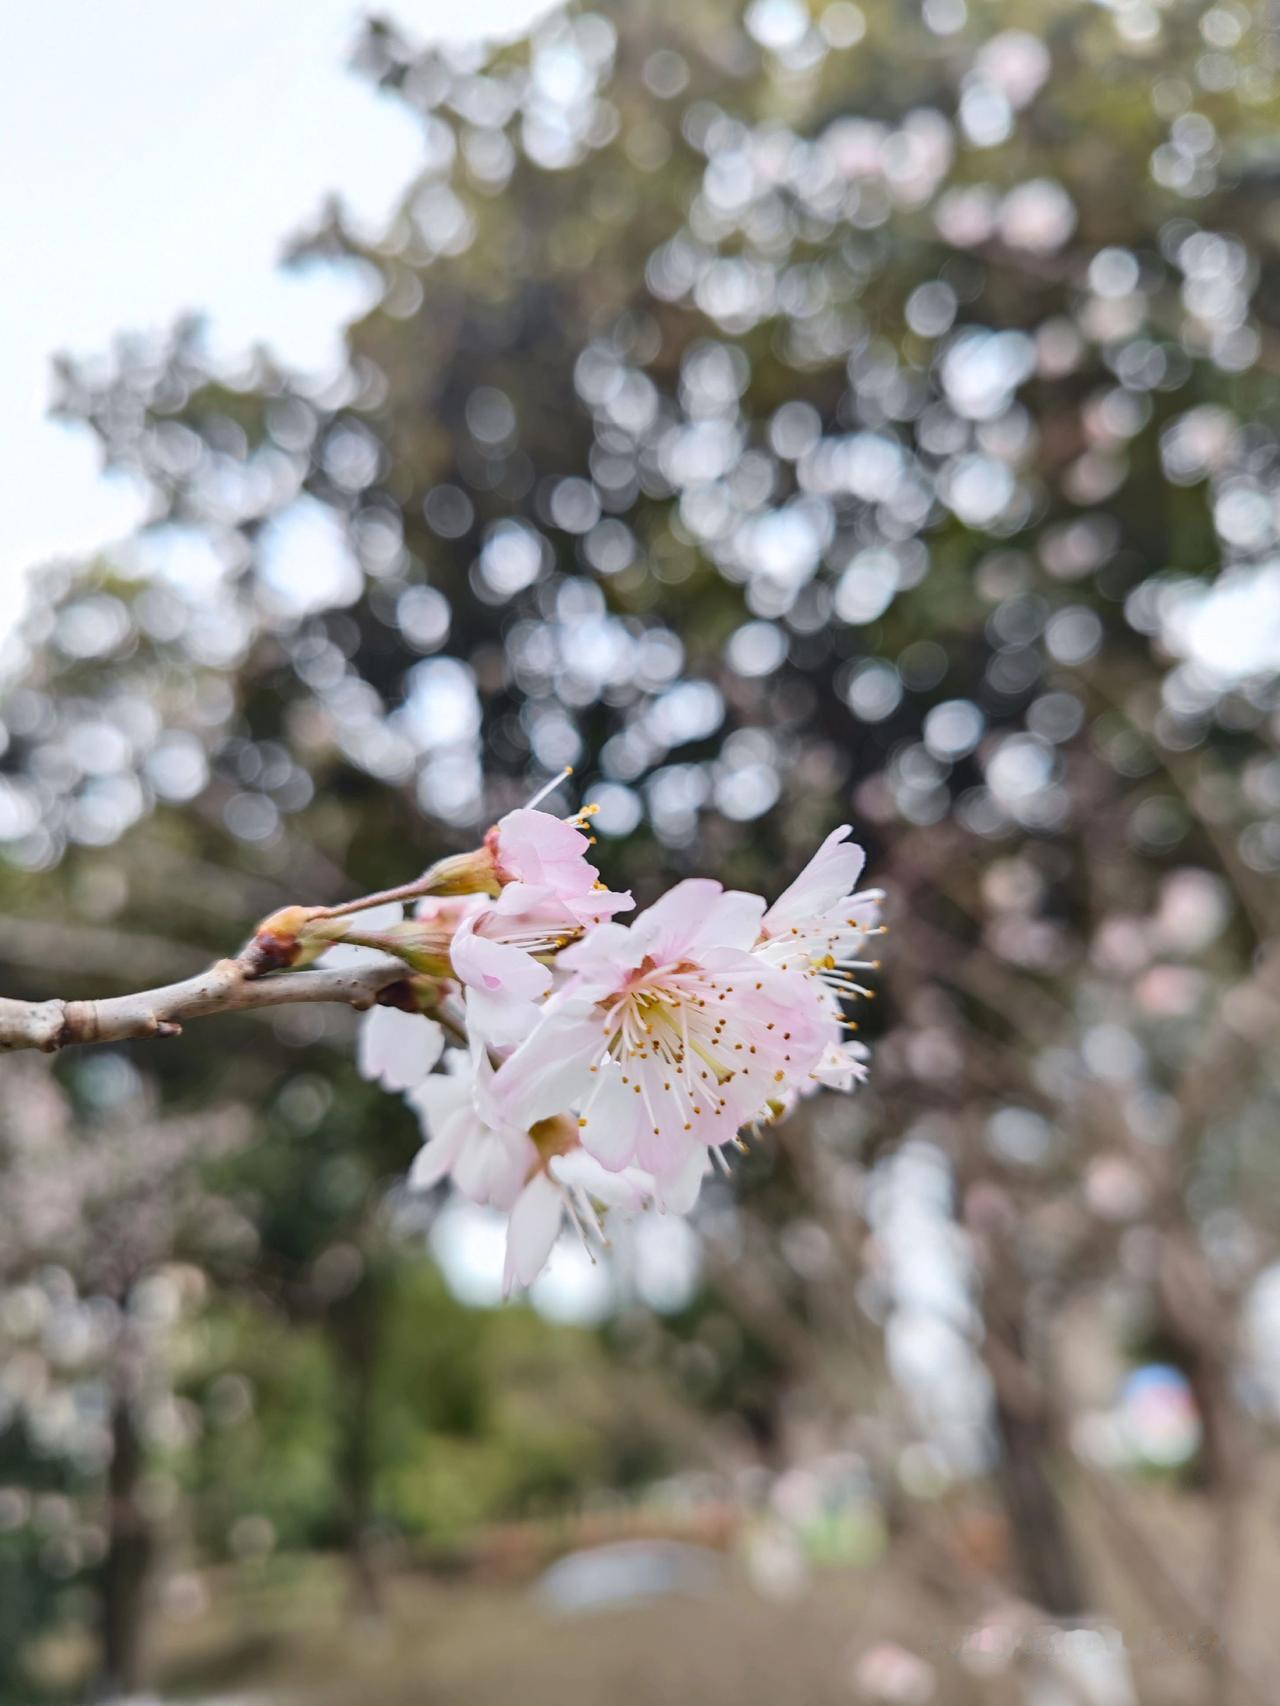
[{"xmin": 0, "ymin": 951, "xmax": 412, "ymax": 1055}]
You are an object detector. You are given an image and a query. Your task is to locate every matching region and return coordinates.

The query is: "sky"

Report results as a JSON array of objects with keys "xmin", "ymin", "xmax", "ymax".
[
  {"xmin": 6, "ymin": 0, "xmax": 1270, "ymax": 684},
  {"xmin": 0, "ymin": 0, "xmax": 550, "ymax": 626}
]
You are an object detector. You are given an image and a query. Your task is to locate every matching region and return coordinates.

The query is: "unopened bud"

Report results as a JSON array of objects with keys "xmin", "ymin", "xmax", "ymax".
[
  {"xmin": 340, "ymin": 920, "xmax": 454, "ymax": 979},
  {"xmin": 375, "ymin": 973, "xmax": 450, "ymax": 1016},
  {"xmin": 416, "ymin": 845, "xmax": 502, "ymax": 898},
  {"xmin": 246, "ymin": 906, "xmax": 348, "ymax": 974}
]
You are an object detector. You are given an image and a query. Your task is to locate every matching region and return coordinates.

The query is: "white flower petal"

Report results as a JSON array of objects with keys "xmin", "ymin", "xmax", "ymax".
[
  {"xmin": 503, "ymin": 1172, "xmax": 564, "ymax": 1292},
  {"xmin": 762, "ymin": 826, "xmax": 866, "ymax": 937},
  {"xmin": 577, "ymin": 1065, "xmax": 648, "ymax": 1171},
  {"xmin": 357, "ymin": 1005, "xmax": 445, "ymax": 1092},
  {"xmin": 407, "ymin": 1123, "xmax": 466, "ymax": 1191},
  {"xmin": 491, "ymin": 998, "xmax": 605, "ymax": 1126}
]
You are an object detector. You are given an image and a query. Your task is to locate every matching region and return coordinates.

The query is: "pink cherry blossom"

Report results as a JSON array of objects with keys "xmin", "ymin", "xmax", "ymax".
[
  {"xmin": 358, "ymin": 814, "xmax": 881, "ymax": 1299},
  {"xmin": 404, "ymin": 1044, "xmax": 708, "ymax": 1292},
  {"xmin": 487, "ymin": 807, "xmax": 633, "ymax": 921},
  {"xmin": 491, "ymin": 878, "xmax": 830, "ymax": 1182},
  {"xmin": 755, "ymin": 824, "xmax": 884, "ymax": 1006},
  {"xmin": 448, "ymin": 880, "xmax": 625, "ymax": 1048}
]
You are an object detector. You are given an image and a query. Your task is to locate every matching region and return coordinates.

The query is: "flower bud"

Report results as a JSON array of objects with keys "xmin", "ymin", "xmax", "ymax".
[
  {"xmin": 374, "ymin": 972, "xmax": 451, "ymax": 1016},
  {"xmin": 246, "ymin": 906, "xmax": 349, "ymax": 973},
  {"xmin": 339, "ymin": 921, "xmax": 454, "ymax": 979},
  {"xmin": 415, "ymin": 847, "xmax": 502, "ymax": 898}
]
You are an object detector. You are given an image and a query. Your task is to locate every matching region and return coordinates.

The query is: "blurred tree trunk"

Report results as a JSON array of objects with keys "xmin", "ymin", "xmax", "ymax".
[
  {"xmin": 98, "ymin": 1393, "xmax": 151, "ymax": 1700},
  {"xmin": 970, "ymin": 1180, "xmax": 1087, "ymax": 1621},
  {"xmin": 992, "ymin": 1392, "xmax": 1085, "ymax": 1619},
  {"xmin": 1158, "ymin": 1226, "xmax": 1255, "ymax": 1705},
  {"xmin": 328, "ymin": 1272, "xmax": 384, "ymax": 1615}
]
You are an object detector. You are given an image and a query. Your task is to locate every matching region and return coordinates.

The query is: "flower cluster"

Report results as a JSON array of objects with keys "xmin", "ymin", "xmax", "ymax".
[{"xmin": 335, "ymin": 793, "xmax": 882, "ymax": 1293}]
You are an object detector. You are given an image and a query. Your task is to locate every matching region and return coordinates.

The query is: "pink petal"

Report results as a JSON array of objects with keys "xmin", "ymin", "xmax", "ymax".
[
  {"xmin": 454, "ymin": 1128, "xmax": 536, "ymax": 1211},
  {"xmin": 356, "ymin": 1005, "xmax": 445, "ymax": 1092},
  {"xmin": 503, "ymin": 1172, "xmax": 563, "ymax": 1293},
  {"xmin": 495, "ymin": 808, "xmax": 596, "ymax": 894},
  {"xmin": 462, "ymin": 985, "xmax": 542, "ymax": 1051},
  {"xmin": 635, "ymin": 1114, "xmax": 702, "ymax": 1182},
  {"xmin": 491, "ymin": 997, "xmax": 605, "ymax": 1126},
  {"xmin": 405, "ymin": 1061, "xmax": 472, "ymax": 1136},
  {"xmin": 688, "ymin": 888, "xmax": 767, "ymax": 955},
  {"xmin": 406, "ymin": 1125, "xmax": 465, "ymax": 1191},
  {"xmin": 653, "ymin": 1147, "xmax": 708, "ymax": 1215},
  {"xmin": 452, "ymin": 917, "xmax": 552, "ymax": 1001},
  {"xmin": 562, "ymin": 887, "xmax": 635, "ymax": 922},
  {"xmin": 551, "ymin": 1150, "xmax": 651, "ymax": 1210},
  {"xmin": 763, "ymin": 826, "xmax": 867, "ymax": 936},
  {"xmin": 558, "ymin": 920, "xmax": 642, "ymax": 978},
  {"xmin": 577, "ymin": 1066, "xmax": 648, "ymax": 1171},
  {"xmin": 633, "ymin": 878, "xmax": 725, "ymax": 964}
]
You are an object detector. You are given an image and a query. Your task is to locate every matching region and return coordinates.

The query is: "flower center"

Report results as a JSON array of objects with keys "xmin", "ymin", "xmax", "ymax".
[{"xmin": 582, "ymin": 958, "xmax": 798, "ymax": 1145}]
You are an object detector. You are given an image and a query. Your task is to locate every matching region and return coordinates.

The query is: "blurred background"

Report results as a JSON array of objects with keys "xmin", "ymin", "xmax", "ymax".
[{"xmin": 2, "ymin": 0, "xmax": 1280, "ymax": 1701}]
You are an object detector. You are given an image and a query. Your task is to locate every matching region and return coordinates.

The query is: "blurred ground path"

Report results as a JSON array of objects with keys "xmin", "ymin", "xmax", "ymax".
[{"xmin": 152, "ymin": 1561, "xmax": 925, "ymax": 1706}]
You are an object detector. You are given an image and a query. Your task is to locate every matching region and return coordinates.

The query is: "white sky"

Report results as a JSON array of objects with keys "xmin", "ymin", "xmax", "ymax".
[{"xmin": 0, "ymin": 0, "xmax": 551, "ymax": 624}]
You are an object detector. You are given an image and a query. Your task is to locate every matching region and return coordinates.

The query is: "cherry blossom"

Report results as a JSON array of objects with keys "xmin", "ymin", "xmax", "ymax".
[
  {"xmin": 356, "ymin": 811, "xmax": 881, "ymax": 1292},
  {"xmin": 407, "ymin": 1044, "xmax": 534, "ymax": 1211},
  {"xmin": 485, "ymin": 807, "xmax": 633, "ymax": 921},
  {"xmin": 357, "ymin": 1003, "xmax": 444, "ymax": 1092},
  {"xmin": 491, "ymin": 877, "xmax": 832, "ymax": 1183},
  {"xmin": 404, "ymin": 1046, "xmax": 706, "ymax": 1293},
  {"xmin": 503, "ymin": 1144, "xmax": 707, "ymax": 1295},
  {"xmin": 754, "ymin": 823, "xmax": 884, "ymax": 1011},
  {"xmin": 426, "ymin": 800, "xmax": 633, "ymax": 920}
]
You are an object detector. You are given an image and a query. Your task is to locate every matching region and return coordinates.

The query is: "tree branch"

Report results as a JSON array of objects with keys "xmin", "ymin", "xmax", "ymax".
[{"xmin": 0, "ymin": 953, "xmax": 412, "ymax": 1054}]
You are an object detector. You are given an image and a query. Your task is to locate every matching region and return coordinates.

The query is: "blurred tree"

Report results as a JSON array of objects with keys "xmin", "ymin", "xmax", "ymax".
[
  {"xmin": 0, "ymin": 1056, "xmax": 248, "ymax": 1699},
  {"xmin": 1, "ymin": 0, "xmax": 1279, "ymax": 1696}
]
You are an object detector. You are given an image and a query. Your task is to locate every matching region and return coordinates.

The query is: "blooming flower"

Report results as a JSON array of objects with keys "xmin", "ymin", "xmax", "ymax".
[
  {"xmin": 407, "ymin": 1044, "xmax": 535, "ymax": 1211},
  {"xmin": 425, "ymin": 801, "xmax": 633, "ymax": 920},
  {"xmin": 405, "ymin": 1044, "xmax": 707, "ymax": 1292},
  {"xmin": 754, "ymin": 823, "xmax": 884, "ymax": 1009},
  {"xmin": 357, "ymin": 1003, "xmax": 445, "ymax": 1093},
  {"xmin": 503, "ymin": 1144, "xmax": 707, "ymax": 1295},
  {"xmin": 356, "ymin": 814, "xmax": 881, "ymax": 1297},
  {"xmin": 486, "ymin": 807, "xmax": 633, "ymax": 922},
  {"xmin": 491, "ymin": 878, "xmax": 831, "ymax": 1184}
]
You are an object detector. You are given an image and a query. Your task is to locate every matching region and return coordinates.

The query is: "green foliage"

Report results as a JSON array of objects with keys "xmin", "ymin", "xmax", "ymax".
[{"xmin": 180, "ymin": 1262, "xmax": 665, "ymax": 1553}]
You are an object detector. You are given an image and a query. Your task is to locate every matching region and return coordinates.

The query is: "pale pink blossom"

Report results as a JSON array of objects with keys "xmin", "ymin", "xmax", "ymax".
[
  {"xmin": 448, "ymin": 880, "xmax": 625, "ymax": 1047},
  {"xmin": 491, "ymin": 878, "xmax": 830, "ymax": 1183},
  {"xmin": 503, "ymin": 1144, "xmax": 707, "ymax": 1294},
  {"xmin": 486, "ymin": 807, "xmax": 633, "ymax": 922},
  {"xmin": 405, "ymin": 1046, "xmax": 706, "ymax": 1292},
  {"xmin": 357, "ymin": 1003, "xmax": 445, "ymax": 1092},
  {"xmin": 755, "ymin": 824, "xmax": 884, "ymax": 1004},
  {"xmin": 406, "ymin": 1044, "xmax": 535, "ymax": 1211},
  {"xmin": 364, "ymin": 816, "xmax": 881, "ymax": 1298}
]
